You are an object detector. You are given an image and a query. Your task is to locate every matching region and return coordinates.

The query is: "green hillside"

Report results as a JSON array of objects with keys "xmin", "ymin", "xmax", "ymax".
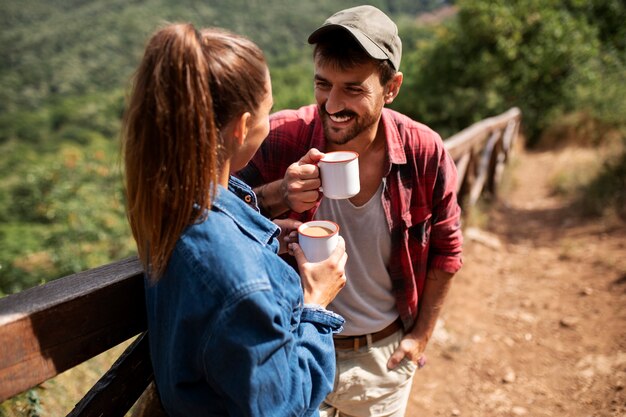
[
  {"xmin": 0, "ymin": 0, "xmax": 443, "ymax": 119},
  {"xmin": 0, "ymin": 0, "xmax": 446, "ymax": 295}
]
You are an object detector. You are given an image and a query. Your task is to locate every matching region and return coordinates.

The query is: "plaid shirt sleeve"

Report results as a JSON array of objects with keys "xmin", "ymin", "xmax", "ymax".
[
  {"xmin": 400, "ymin": 120, "xmax": 463, "ymax": 274},
  {"xmin": 428, "ymin": 141, "xmax": 463, "ymax": 273}
]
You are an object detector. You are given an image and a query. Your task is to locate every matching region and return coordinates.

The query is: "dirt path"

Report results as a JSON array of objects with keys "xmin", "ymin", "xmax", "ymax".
[{"xmin": 406, "ymin": 147, "xmax": 626, "ymax": 417}]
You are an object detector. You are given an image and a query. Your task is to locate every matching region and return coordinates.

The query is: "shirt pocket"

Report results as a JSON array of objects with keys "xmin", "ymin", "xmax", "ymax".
[{"xmin": 402, "ymin": 206, "xmax": 432, "ymax": 247}]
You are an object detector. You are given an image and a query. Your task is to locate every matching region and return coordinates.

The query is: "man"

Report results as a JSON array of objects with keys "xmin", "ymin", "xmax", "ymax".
[{"xmin": 238, "ymin": 5, "xmax": 463, "ymax": 417}]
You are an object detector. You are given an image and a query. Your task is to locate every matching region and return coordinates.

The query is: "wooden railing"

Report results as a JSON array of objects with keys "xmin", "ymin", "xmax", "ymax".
[
  {"xmin": 0, "ymin": 257, "xmax": 152, "ymax": 415},
  {"xmin": 0, "ymin": 108, "xmax": 522, "ymax": 415},
  {"xmin": 445, "ymin": 107, "xmax": 522, "ymax": 208}
]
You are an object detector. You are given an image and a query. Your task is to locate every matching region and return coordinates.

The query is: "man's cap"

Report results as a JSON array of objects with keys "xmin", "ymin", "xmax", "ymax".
[{"xmin": 307, "ymin": 5, "xmax": 402, "ymax": 70}]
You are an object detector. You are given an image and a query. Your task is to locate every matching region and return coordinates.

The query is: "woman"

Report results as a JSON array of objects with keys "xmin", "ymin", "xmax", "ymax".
[{"xmin": 122, "ymin": 23, "xmax": 347, "ymax": 416}]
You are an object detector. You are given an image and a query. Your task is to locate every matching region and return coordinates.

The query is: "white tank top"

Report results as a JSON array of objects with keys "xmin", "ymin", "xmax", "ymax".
[{"xmin": 315, "ymin": 181, "xmax": 398, "ymax": 335}]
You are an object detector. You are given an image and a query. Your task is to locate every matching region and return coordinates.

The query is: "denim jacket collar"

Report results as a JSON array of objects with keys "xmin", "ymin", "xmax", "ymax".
[{"xmin": 211, "ymin": 176, "xmax": 280, "ymax": 251}]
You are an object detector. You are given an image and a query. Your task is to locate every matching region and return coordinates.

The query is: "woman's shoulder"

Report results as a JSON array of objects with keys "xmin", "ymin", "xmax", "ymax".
[{"xmin": 171, "ymin": 214, "xmax": 272, "ymax": 292}]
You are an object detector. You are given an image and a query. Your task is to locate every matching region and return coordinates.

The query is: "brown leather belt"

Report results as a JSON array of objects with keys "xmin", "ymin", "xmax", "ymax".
[{"xmin": 333, "ymin": 318, "xmax": 403, "ymax": 351}]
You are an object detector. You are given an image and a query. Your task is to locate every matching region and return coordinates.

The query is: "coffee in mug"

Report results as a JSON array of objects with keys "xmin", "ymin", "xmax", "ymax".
[
  {"xmin": 298, "ymin": 220, "xmax": 340, "ymax": 262},
  {"xmin": 303, "ymin": 225, "xmax": 334, "ymax": 237}
]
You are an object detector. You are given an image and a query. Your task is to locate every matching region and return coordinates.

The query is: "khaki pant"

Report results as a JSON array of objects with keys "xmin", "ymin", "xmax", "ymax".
[{"xmin": 319, "ymin": 328, "xmax": 417, "ymax": 417}]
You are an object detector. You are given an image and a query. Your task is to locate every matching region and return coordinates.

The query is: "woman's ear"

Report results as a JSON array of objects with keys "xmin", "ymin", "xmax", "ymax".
[{"xmin": 233, "ymin": 112, "xmax": 251, "ymax": 146}]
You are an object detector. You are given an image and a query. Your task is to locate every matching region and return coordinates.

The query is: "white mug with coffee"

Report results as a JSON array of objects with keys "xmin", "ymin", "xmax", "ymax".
[
  {"xmin": 298, "ymin": 220, "xmax": 340, "ymax": 262},
  {"xmin": 319, "ymin": 151, "xmax": 360, "ymax": 199}
]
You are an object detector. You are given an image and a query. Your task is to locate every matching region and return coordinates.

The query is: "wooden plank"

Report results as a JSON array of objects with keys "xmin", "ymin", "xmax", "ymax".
[
  {"xmin": 453, "ymin": 152, "xmax": 471, "ymax": 194},
  {"xmin": 469, "ymin": 130, "xmax": 502, "ymax": 206},
  {"xmin": 445, "ymin": 107, "xmax": 521, "ymax": 160},
  {"xmin": 67, "ymin": 332, "xmax": 154, "ymax": 417},
  {"xmin": 0, "ymin": 257, "xmax": 146, "ymax": 401},
  {"xmin": 443, "ymin": 107, "xmax": 521, "ymax": 207},
  {"xmin": 490, "ymin": 147, "xmax": 507, "ymax": 195},
  {"xmin": 502, "ymin": 118, "xmax": 520, "ymax": 159},
  {"xmin": 445, "ymin": 128, "xmax": 490, "ymax": 161}
]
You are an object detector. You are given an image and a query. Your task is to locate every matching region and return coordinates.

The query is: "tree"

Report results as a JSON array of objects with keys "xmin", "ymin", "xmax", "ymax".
[{"xmin": 394, "ymin": 0, "xmax": 605, "ymax": 144}]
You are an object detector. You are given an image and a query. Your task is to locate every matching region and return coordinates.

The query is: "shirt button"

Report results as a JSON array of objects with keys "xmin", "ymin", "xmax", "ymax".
[{"xmin": 244, "ymin": 195, "xmax": 252, "ymax": 203}]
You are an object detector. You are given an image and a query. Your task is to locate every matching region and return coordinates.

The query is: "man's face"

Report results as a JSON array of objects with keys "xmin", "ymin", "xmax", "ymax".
[{"xmin": 314, "ymin": 58, "xmax": 387, "ymax": 146}]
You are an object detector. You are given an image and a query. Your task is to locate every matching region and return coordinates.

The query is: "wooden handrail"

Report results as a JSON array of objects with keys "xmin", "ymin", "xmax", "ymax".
[
  {"xmin": 0, "ymin": 257, "xmax": 146, "ymax": 403},
  {"xmin": 444, "ymin": 107, "xmax": 522, "ymax": 207}
]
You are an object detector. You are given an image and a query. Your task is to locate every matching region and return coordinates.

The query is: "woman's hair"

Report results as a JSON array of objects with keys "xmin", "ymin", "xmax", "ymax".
[
  {"xmin": 122, "ymin": 23, "xmax": 268, "ymax": 279},
  {"xmin": 313, "ymin": 31, "xmax": 396, "ymax": 85}
]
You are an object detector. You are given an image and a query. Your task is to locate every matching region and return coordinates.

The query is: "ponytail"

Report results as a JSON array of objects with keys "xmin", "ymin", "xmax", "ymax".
[
  {"xmin": 123, "ymin": 23, "xmax": 218, "ymax": 278},
  {"xmin": 122, "ymin": 23, "xmax": 267, "ymax": 279}
]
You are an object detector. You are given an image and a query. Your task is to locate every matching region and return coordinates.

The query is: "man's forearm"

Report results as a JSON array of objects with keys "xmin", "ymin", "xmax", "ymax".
[
  {"xmin": 409, "ymin": 268, "xmax": 455, "ymax": 343},
  {"xmin": 255, "ymin": 179, "xmax": 289, "ymax": 219}
]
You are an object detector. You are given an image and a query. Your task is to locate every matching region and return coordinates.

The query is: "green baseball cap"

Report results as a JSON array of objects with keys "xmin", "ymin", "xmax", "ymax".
[{"xmin": 308, "ymin": 5, "xmax": 402, "ymax": 70}]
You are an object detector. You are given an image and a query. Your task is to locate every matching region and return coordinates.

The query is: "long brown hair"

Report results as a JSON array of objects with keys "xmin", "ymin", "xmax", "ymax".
[{"xmin": 122, "ymin": 23, "xmax": 268, "ymax": 279}]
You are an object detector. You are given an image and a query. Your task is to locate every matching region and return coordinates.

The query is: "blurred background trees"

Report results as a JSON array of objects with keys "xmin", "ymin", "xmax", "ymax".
[
  {"xmin": 394, "ymin": 0, "xmax": 625, "ymax": 144},
  {"xmin": 0, "ymin": 0, "xmax": 624, "ymax": 295}
]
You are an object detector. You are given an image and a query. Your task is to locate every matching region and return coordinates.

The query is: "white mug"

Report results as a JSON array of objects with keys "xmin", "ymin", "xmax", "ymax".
[
  {"xmin": 318, "ymin": 151, "xmax": 360, "ymax": 199},
  {"xmin": 297, "ymin": 220, "xmax": 340, "ymax": 263}
]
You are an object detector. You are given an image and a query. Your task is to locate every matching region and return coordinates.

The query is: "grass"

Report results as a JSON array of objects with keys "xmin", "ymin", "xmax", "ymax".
[
  {"xmin": 539, "ymin": 112, "xmax": 626, "ymax": 220},
  {"xmin": 579, "ymin": 149, "xmax": 626, "ymax": 220},
  {"xmin": 548, "ymin": 147, "xmax": 607, "ymax": 198},
  {"xmin": 546, "ymin": 139, "xmax": 626, "ymax": 220}
]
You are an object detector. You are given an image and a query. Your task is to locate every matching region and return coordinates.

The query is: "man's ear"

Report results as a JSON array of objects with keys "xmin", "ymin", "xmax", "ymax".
[
  {"xmin": 384, "ymin": 72, "xmax": 403, "ymax": 104},
  {"xmin": 232, "ymin": 112, "xmax": 251, "ymax": 145}
]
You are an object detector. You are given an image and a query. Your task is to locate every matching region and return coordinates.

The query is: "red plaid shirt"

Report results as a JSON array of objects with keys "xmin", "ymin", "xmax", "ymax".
[{"xmin": 237, "ymin": 105, "xmax": 463, "ymax": 330}]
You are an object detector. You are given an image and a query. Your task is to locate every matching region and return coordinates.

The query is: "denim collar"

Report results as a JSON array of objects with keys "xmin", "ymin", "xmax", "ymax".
[{"xmin": 211, "ymin": 176, "xmax": 280, "ymax": 249}]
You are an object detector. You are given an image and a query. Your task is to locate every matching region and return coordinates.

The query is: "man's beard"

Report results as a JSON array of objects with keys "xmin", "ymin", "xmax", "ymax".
[{"xmin": 319, "ymin": 105, "xmax": 379, "ymax": 146}]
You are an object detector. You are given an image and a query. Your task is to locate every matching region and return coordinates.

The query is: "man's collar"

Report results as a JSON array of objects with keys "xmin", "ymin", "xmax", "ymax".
[{"xmin": 381, "ymin": 108, "xmax": 406, "ymax": 165}]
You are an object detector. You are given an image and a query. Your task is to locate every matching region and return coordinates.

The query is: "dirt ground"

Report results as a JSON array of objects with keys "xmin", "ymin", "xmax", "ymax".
[{"xmin": 406, "ymin": 146, "xmax": 626, "ymax": 417}]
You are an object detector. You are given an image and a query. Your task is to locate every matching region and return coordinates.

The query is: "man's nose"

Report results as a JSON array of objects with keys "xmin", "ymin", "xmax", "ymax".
[{"xmin": 324, "ymin": 87, "xmax": 345, "ymax": 115}]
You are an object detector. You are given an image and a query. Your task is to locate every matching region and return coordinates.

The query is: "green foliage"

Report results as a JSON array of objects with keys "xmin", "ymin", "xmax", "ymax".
[
  {"xmin": 0, "ymin": 0, "xmax": 406, "ymax": 115},
  {"xmin": 0, "ymin": 0, "xmax": 429, "ymax": 141},
  {"xmin": 271, "ymin": 61, "xmax": 315, "ymax": 110},
  {"xmin": 0, "ymin": 388, "xmax": 44, "ymax": 417},
  {"xmin": 25, "ymin": 390, "xmax": 41, "ymax": 417},
  {"xmin": 393, "ymin": 0, "xmax": 625, "ymax": 143},
  {"xmin": 0, "ymin": 138, "xmax": 134, "ymax": 294},
  {"xmin": 0, "ymin": 1, "xmax": 441, "ymax": 295},
  {"xmin": 0, "ymin": 90, "xmax": 124, "ymax": 146}
]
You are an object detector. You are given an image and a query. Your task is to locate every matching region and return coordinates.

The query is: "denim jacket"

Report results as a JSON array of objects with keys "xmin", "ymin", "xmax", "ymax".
[{"xmin": 144, "ymin": 176, "xmax": 344, "ymax": 417}]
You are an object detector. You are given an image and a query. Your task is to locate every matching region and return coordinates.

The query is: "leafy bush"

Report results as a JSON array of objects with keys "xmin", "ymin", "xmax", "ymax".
[{"xmin": 393, "ymin": 0, "xmax": 625, "ymax": 145}]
